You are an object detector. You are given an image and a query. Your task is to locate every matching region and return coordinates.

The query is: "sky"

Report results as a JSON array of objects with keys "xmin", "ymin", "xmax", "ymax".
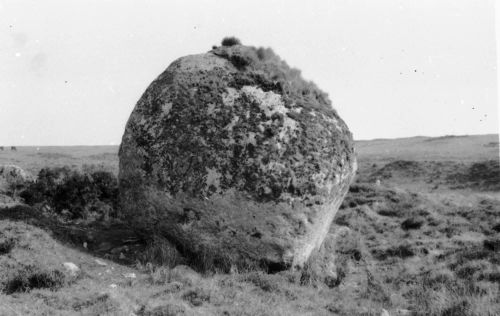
[{"xmin": 0, "ymin": 0, "xmax": 498, "ymax": 145}]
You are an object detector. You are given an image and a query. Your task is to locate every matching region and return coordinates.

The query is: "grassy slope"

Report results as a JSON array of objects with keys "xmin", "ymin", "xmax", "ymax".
[{"xmin": 0, "ymin": 134, "xmax": 499, "ymax": 315}]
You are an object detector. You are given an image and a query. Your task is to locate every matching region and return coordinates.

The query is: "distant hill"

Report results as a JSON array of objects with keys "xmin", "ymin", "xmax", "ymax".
[
  {"xmin": 0, "ymin": 134, "xmax": 498, "ymax": 176},
  {"xmin": 355, "ymin": 134, "xmax": 499, "ymax": 163}
]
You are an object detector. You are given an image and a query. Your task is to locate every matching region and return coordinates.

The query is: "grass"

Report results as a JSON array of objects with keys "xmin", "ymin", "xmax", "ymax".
[{"xmin": 0, "ymin": 134, "xmax": 499, "ymax": 315}]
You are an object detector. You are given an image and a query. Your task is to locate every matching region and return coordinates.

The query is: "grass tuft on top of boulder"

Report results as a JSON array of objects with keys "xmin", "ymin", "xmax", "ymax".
[{"xmin": 221, "ymin": 36, "xmax": 241, "ymax": 47}]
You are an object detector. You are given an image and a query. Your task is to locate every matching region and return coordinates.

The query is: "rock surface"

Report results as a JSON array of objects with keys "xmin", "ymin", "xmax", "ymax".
[
  {"xmin": 0, "ymin": 165, "xmax": 33, "ymax": 194},
  {"xmin": 63, "ymin": 262, "xmax": 80, "ymax": 276},
  {"xmin": 119, "ymin": 40, "xmax": 357, "ymax": 271}
]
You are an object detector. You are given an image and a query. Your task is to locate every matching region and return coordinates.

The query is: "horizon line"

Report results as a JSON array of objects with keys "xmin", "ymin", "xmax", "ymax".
[{"xmin": 2, "ymin": 133, "xmax": 498, "ymax": 147}]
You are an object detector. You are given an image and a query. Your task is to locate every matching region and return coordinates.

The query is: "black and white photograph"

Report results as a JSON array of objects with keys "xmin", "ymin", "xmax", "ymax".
[{"xmin": 0, "ymin": 1, "xmax": 499, "ymax": 315}]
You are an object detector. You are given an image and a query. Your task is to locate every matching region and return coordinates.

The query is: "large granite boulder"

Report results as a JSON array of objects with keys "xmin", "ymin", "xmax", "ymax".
[{"xmin": 119, "ymin": 39, "xmax": 357, "ymax": 271}]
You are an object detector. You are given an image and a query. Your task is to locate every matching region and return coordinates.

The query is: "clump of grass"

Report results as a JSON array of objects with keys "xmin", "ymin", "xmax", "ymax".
[
  {"xmin": 3, "ymin": 266, "xmax": 65, "ymax": 294},
  {"xmin": 336, "ymin": 235, "xmax": 363, "ymax": 262},
  {"xmin": 372, "ymin": 244, "xmax": 416, "ymax": 260},
  {"xmin": 401, "ymin": 216, "xmax": 425, "ymax": 230},
  {"xmin": 455, "ymin": 261, "xmax": 485, "ymax": 280},
  {"xmin": 182, "ymin": 288, "xmax": 211, "ymax": 306},
  {"xmin": 0, "ymin": 237, "xmax": 15, "ymax": 255},
  {"xmin": 241, "ymin": 271, "xmax": 281, "ymax": 292},
  {"xmin": 146, "ymin": 266, "xmax": 170, "ymax": 285},
  {"xmin": 478, "ymin": 271, "xmax": 500, "ymax": 283},
  {"xmin": 168, "ymin": 265, "xmax": 201, "ymax": 286},
  {"xmin": 483, "ymin": 238, "xmax": 500, "ymax": 251},
  {"xmin": 448, "ymin": 247, "xmax": 497, "ymax": 268},
  {"xmin": 139, "ymin": 236, "xmax": 183, "ymax": 268},
  {"xmin": 376, "ymin": 206, "xmax": 401, "ymax": 217},
  {"xmin": 491, "ymin": 223, "xmax": 500, "ymax": 232},
  {"xmin": 72, "ymin": 293, "xmax": 111, "ymax": 311},
  {"xmin": 340, "ymin": 183, "xmax": 380, "ymax": 209},
  {"xmin": 362, "ymin": 269, "xmax": 391, "ymax": 304},
  {"xmin": 138, "ymin": 303, "xmax": 186, "ymax": 316}
]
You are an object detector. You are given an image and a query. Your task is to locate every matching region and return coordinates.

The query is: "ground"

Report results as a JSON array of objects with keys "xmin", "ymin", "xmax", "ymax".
[{"xmin": 0, "ymin": 134, "xmax": 499, "ymax": 315}]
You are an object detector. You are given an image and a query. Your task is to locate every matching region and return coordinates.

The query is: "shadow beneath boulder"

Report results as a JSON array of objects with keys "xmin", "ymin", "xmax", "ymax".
[{"xmin": 0, "ymin": 204, "xmax": 144, "ymax": 266}]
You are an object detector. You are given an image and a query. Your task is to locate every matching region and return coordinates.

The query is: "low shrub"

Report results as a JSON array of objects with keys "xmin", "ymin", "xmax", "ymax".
[
  {"xmin": 447, "ymin": 160, "xmax": 500, "ymax": 191},
  {"xmin": 19, "ymin": 167, "xmax": 118, "ymax": 220},
  {"xmin": 455, "ymin": 262, "xmax": 484, "ymax": 280},
  {"xmin": 491, "ymin": 223, "xmax": 500, "ymax": 232},
  {"xmin": 3, "ymin": 266, "xmax": 65, "ymax": 294}
]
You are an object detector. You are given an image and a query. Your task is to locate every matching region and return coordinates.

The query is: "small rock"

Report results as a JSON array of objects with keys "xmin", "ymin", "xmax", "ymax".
[
  {"xmin": 95, "ymin": 259, "xmax": 107, "ymax": 266},
  {"xmin": 380, "ymin": 309, "xmax": 390, "ymax": 316},
  {"xmin": 119, "ymin": 252, "xmax": 126, "ymax": 260},
  {"xmin": 83, "ymin": 242, "xmax": 88, "ymax": 249},
  {"xmin": 63, "ymin": 262, "xmax": 80, "ymax": 276},
  {"xmin": 110, "ymin": 284, "xmax": 117, "ymax": 288},
  {"xmin": 0, "ymin": 165, "xmax": 33, "ymax": 194},
  {"xmin": 123, "ymin": 273, "xmax": 136, "ymax": 279}
]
